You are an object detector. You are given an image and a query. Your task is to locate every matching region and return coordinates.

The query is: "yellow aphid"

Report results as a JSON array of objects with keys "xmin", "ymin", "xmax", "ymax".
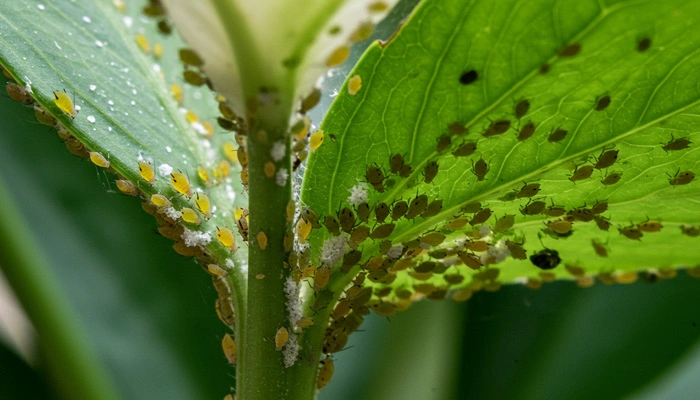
[
  {"xmin": 153, "ymin": 43, "xmax": 164, "ymax": 59},
  {"xmin": 116, "ymin": 179, "xmax": 139, "ymax": 196},
  {"xmin": 293, "ymin": 117, "xmax": 311, "ymax": 140},
  {"xmin": 296, "ymin": 218, "xmax": 312, "ymax": 243},
  {"xmin": 194, "ymin": 192, "xmax": 212, "ymax": 218},
  {"xmin": 310, "ymin": 130, "xmax": 324, "ymax": 152},
  {"xmin": 314, "ymin": 266, "xmax": 331, "ymax": 292},
  {"xmin": 197, "ymin": 166, "xmax": 211, "ymax": 185},
  {"xmin": 222, "ymin": 333, "xmax": 236, "ymax": 364},
  {"xmin": 150, "ymin": 193, "xmax": 171, "ymax": 208},
  {"xmin": 264, "ymin": 161, "xmax": 276, "ymax": 178},
  {"xmin": 181, "ymin": 207, "xmax": 201, "ymax": 225},
  {"xmin": 235, "ymin": 207, "xmax": 246, "ymax": 221},
  {"xmin": 112, "ymin": 0, "xmax": 126, "ymax": 13},
  {"xmin": 216, "ymin": 226, "xmax": 236, "ymax": 251},
  {"xmin": 576, "ymin": 276, "xmax": 596, "ymax": 288},
  {"xmin": 348, "ymin": 75, "xmax": 362, "ymax": 95},
  {"xmin": 286, "ymin": 200, "xmax": 295, "ymax": 223},
  {"xmin": 207, "ymin": 264, "xmax": 228, "ymax": 277},
  {"xmin": 135, "ymin": 33, "xmax": 151, "ymax": 54},
  {"xmin": 256, "ymin": 274, "xmax": 265, "ymax": 279},
  {"xmin": 275, "ymin": 327, "xmax": 289, "ymax": 351},
  {"xmin": 296, "ymin": 317, "xmax": 314, "ymax": 328},
  {"xmin": 349, "ymin": 22, "xmax": 374, "ymax": 43},
  {"xmin": 170, "ymin": 170, "xmax": 192, "ymax": 197},
  {"xmin": 89, "ymin": 152, "xmax": 110, "ymax": 168},
  {"xmin": 138, "ymin": 161, "xmax": 156, "ymax": 183},
  {"xmin": 615, "ymin": 271, "xmax": 638, "ymax": 284},
  {"xmin": 185, "ymin": 109, "xmax": 199, "ymax": 123},
  {"xmin": 171, "ymin": 83, "xmax": 184, "ymax": 105},
  {"xmin": 219, "ymin": 160, "xmax": 231, "ymax": 177},
  {"xmin": 326, "ymin": 45, "xmax": 350, "ymax": 67},
  {"xmin": 223, "ymin": 141, "xmax": 238, "ymax": 163},
  {"xmin": 257, "ymin": 231, "xmax": 268, "ymax": 250},
  {"xmin": 316, "ymin": 358, "xmax": 334, "ymax": 390},
  {"xmin": 202, "ymin": 120, "xmax": 215, "ymax": 138},
  {"xmin": 223, "ymin": 395, "xmax": 234, "ymax": 400},
  {"xmin": 53, "ymin": 90, "xmax": 77, "ymax": 119},
  {"xmin": 368, "ymin": 1, "xmax": 389, "ymax": 12}
]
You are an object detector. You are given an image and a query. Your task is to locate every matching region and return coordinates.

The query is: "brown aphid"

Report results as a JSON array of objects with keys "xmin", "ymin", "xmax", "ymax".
[
  {"xmin": 668, "ymin": 170, "xmax": 695, "ymax": 186},
  {"xmin": 183, "ymin": 69, "xmax": 205, "ymax": 86},
  {"xmin": 662, "ymin": 136, "xmax": 692, "ymax": 152},
  {"xmin": 568, "ymin": 208, "xmax": 594, "ymax": 222},
  {"xmin": 357, "ymin": 203, "xmax": 371, "ymax": 223},
  {"xmin": 687, "ymin": 266, "xmax": 700, "ymax": 278},
  {"xmin": 601, "ymin": 172, "xmax": 622, "ymax": 185},
  {"xmin": 472, "ymin": 157, "xmax": 489, "ymax": 181},
  {"xmin": 515, "ymin": 183, "xmax": 541, "ymax": 198},
  {"xmin": 591, "ymin": 201, "xmax": 608, "ymax": 214},
  {"xmin": 569, "ymin": 165, "xmax": 594, "ymax": 182},
  {"xmin": 444, "ymin": 274, "xmax": 465, "ymax": 285},
  {"xmin": 547, "ymin": 220, "xmax": 573, "ymax": 234},
  {"xmin": 517, "ymin": 122, "xmax": 536, "ymax": 141},
  {"xmin": 565, "ymin": 264, "xmax": 585, "ymax": 277},
  {"xmin": 594, "ymin": 215, "xmax": 611, "ymax": 231},
  {"xmin": 483, "ymin": 120, "xmax": 511, "ymax": 137},
  {"xmin": 6, "ymin": 82, "xmax": 33, "ymax": 104},
  {"xmin": 422, "ymin": 200, "xmax": 443, "ymax": 218},
  {"xmin": 365, "ymin": 165, "xmax": 384, "ymax": 185},
  {"xmin": 506, "ymin": 241, "xmax": 527, "ymax": 260},
  {"xmin": 543, "ymin": 205, "xmax": 566, "ymax": 217},
  {"xmin": 459, "ymin": 69, "xmax": 478, "ymax": 85},
  {"xmin": 592, "ymin": 239, "xmax": 608, "ymax": 257},
  {"xmin": 548, "ymin": 128, "xmax": 568, "ymax": 143},
  {"xmin": 452, "ymin": 141, "xmax": 477, "ymax": 157},
  {"xmin": 458, "ymin": 251, "xmax": 482, "ymax": 270},
  {"xmin": 444, "ymin": 217, "xmax": 468, "ymax": 230},
  {"xmin": 619, "ymin": 225, "xmax": 643, "ymax": 240},
  {"xmin": 638, "ymin": 220, "xmax": 663, "ymax": 232},
  {"xmin": 559, "ymin": 43, "xmax": 581, "ymax": 57},
  {"xmin": 520, "ymin": 200, "xmax": 546, "ymax": 216},
  {"xmin": 342, "ymin": 250, "xmax": 362, "ymax": 272},
  {"xmin": 414, "ymin": 261, "xmax": 437, "ymax": 273},
  {"xmin": 398, "ymin": 164, "xmax": 413, "ymax": 177},
  {"xmin": 338, "ymin": 207, "xmax": 356, "ymax": 233},
  {"xmin": 302, "ymin": 207, "xmax": 320, "ymax": 228},
  {"xmin": 379, "ymin": 239, "xmax": 394, "ymax": 255},
  {"xmin": 391, "ymin": 201, "xmax": 408, "ymax": 220},
  {"xmin": 465, "ymin": 240, "xmax": 489, "ymax": 252},
  {"xmin": 539, "ymin": 63, "xmax": 551, "ymax": 74},
  {"xmin": 374, "ymin": 202, "xmax": 390, "ymax": 223},
  {"xmin": 300, "ymin": 88, "xmax": 321, "ymax": 114},
  {"xmin": 594, "ymin": 150, "xmax": 619, "ymax": 170},
  {"xmin": 429, "ymin": 249, "xmax": 447, "ymax": 259},
  {"xmin": 406, "ymin": 195, "xmax": 428, "ymax": 219},
  {"xmin": 332, "ymin": 299, "xmax": 354, "ymax": 320},
  {"xmin": 349, "ymin": 226, "xmax": 370, "ymax": 248},
  {"xmin": 470, "ymin": 207, "xmax": 492, "ymax": 225},
  {"xmin": 436, "ymin": 135, "xmax": 452, "ymax": 153},
  {"xmin": 448, "ymin": 122, "xmax": 467, "ymax": 136},
  {"xmin": 389, "ymin": 154, "xmax": 405, "ymax": 173},
  {"xmin": 493, "ymin": 214, "xmax": 515, "ymax": 233},
  {"xmin": 462, "ymin": 202, "xmax": 482, "ymax": 213},
  {"xmin": 316, "ymin": 358, "xmax": 334, "ymax": 390},
  {"xmin": 595, "ymin": 95, "xmax": 611, "ymax": 111},
  {"xmin": 424, "ymin": 161, "xmax": 439, "ymax": 184},
  {"xmin": 314, "ymin": 266, "xmax": 331, "ymax": 292},
  {"xmin": 681, "ymin": 224, "xmax": 700, "ymax": 237},
  {"xmin": 421, "ymin": 232, "xmax": 446, "ymax": 246},
  {"xmin": 637, "ymin": 37, "xmax": 651, "ymax": 52},
  {"xmin": 324, "ymin": 215, "xmax": 340, "ymax": 236},
  {"xmin": 369, "ymin": 223, "xmax": 395, "ymax": 239},
  {"xmin": 515, "ymin": 99, "xmax": 530, "ymax": 120}
]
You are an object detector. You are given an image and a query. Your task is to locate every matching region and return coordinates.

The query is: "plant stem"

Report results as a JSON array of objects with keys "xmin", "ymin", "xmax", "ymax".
[{"xmin": 0, "ymin": 182, "xmax": 121, "ymax": 400}]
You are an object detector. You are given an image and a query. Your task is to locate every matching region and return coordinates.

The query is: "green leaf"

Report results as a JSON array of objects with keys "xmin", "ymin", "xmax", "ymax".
[{"xmin": 303, "ymin": 0, "xmax": 700, "ymax": 303}]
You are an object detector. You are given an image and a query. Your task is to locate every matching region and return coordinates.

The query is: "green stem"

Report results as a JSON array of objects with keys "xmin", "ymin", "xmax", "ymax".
[{"xmin": 0, "ymin": 181, "xmax": 121, "ymax": 400}]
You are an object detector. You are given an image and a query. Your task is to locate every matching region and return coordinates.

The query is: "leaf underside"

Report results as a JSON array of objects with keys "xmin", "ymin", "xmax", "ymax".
[{"xmin": 303, "ymin": 0, "xmax": 700, "ymax": 309}]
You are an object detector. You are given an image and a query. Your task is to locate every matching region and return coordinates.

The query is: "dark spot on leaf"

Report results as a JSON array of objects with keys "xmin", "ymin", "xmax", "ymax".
[
  {"xmin": 637, "ymin": 37, "xmax": 651, "ymax": 52},
  {"xmin": 539, "ymin": 64, "xmax": 550, "ymax": 74},
  {"xmin": 459, "ymin": 70, "xmax": 478, "ymax": 85},
  {"xmin": 515, "ymin": 99, "xmax": 530, "ymax": 119},
  {"xmin": 559, "ymin": 43, "xmax": 581, "ymax": 57},
  {"xmin": 595, "ymin": 95, "xmax": 611, "ymax": 111}
]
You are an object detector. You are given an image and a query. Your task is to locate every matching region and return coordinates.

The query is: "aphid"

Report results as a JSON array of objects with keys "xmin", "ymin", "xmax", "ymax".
[
  {"xmin": 115, "ymin": 179, "xmax": 138, "ymax": 196},
  {"xmin": 151, "ymin": 194, "xmax": 171, "ymax": 208},
  {"xmin": 543, "ymin": 205, "xmax": 566, "ymax": 217},
  {"xmin": 594, "ymin": 150, "xmax": 618, "ymax": 170},
  {"xmin": 424, "ymin": 161, "xmax": 439, "ymax": 184},
  {"xmin": 341, "ymin": 250, "xmax": 362, "ymax": 273},
  {"xmin": 222, "ymin": 334, "xmax": 236, "ymax": 364},
  {"xmin": 275, "ymin": 327, "xmax": 289, "ymax": 351},
  {"xmin": 357, "ymin": 203, "xmax": 371, "ymax": 223},
  {"xmin": 374, "ymin": 202, "xmax": 389, "ymax": 223},
  {"xmin": 594, "ymin": 215, "xmax": 611, "ymax": 231},
  {"xmin": 565, "ymin": 264, "xmax": 585, "ymax": 277},
  {"xmin": 157, "ymin": 20, "xmax": 172, "ymax": 35},
  {"xmin": 190, "ymin": 193, "xmax": 211, "ymax": 218},
  {"xmin": 170, "ymin": 170, "xmax": 192, "ymax": 197},
  {"xmin": 181, "ymin": 207, "xmax": 201, "ymax": 224},
  {"xmin": 350, "ymin": 22, "xmax": 374, "ymax": 43},
  {"xmin": 314, "ymin": 266, "xmax": 331, "ymax": 292},
  {"xmin": 548, "ymin": 128, "xmax": 568, "ymax": 143},
  {"xmin": 448, "ymin": 122, "xmax": 467, "ymax": 136},
  {"xmin": 310, "ymin": 130, "xmax": 324, "ymax": 152},
  {"xmin": 493, "ymin": 214, "xmax": 515, "ymax": 233},
  {"xmin": 529, "ymin": 249, "xmax": 561, "ymax": 270},
  {"xmin": 137, "ymin": 161, "xmax": 156, "ymax": 183},
  {"xmin": 591, "ymin": 239, "xmax": 608, "ymax": 257},
  {"xmin": 420, "ymin": 232, "xmax": 446, "ymax": 246},
  {"xmin": 216, "ymin": 226, "xmax": 237, "ymax": 251},
  {"xmin": 389, "ymin": 154, "xmax": 405, "ymax": 174},
  {"xmin": 470, "ymin": 207, "xmax": 492, "ymax": 225},
  {"xmin": 483, "ymin": 120, "xmax": 511, "ymax": 137},
  {"xmin": 568, "ymin": 207, "xmax": 594, "ymax": 222},
  {"xmin": 547, "ymin": 219, "xmax": 573, "ymax": 234},
  {"xmin": 34, "ymin": 105, "xmax": 57, "ymax": 126},
  {"xmin": 316, "ymin": 358, "xmax": 335, "ymax": 390},
  {"xmin": 662, "ymin": 136, "xmax": 692, "ymax": 152},
  {"xmin": 365, "ymin": 165, "xmax": 384, "ymax": 185},
  {"xmin": 458, "ymin": 251, "xmax": 482, "ymax": 270},
  {"xmin": 296, "ymin": 218, "xmax": 313, "ymax": 242},
  {"xmin": 406, "ymin": 195, "xmax": 428, "ymax": 219},
  {"xmin": 183, "ymin": 70, "xmax": 205, "ymax": 86},
  {"xmin": 348, "ymin": 75, "xmax": 362, "ymax": 95},
  {"xmin": 520, "ymin": 200, "xmax": 546, "ymax": 216},
  {"xmin": 472, "ymin": 157, "xmax": 489, "ymax": 181},
  {"xmin": 89, "ymin": 152, "xmax": 110, "ymax": 168},
  {"xmin": 5, "ymin": 82, "xmax": 33, "ymax": 104},
  {"xmin": 391, "ymin": 201, "xmax": 408, "ymax": 220},
  {"xmin": 601, "ymin": 172, "xmax": 622, "ymax": 185},
  {"xmin": 515, "ymin": 99, "xmax": 530, "ymax": 119},
  {"xmin": 452, "ymin": 141, "xmax": 477, "ymax": 157},
  {"xmin": 465, "ymin": 240, "xmax": 489, "ymax": 252},
  {"xmin": 615, "ymin": 271, "xmax": 638, "ymax": 284},
  {"xmin": 326, "ymin": 45, "xmax": 350, "ymax": 67},
  {"xmin": 668, "ymin": 170, "xmax": 695, "ymax": 186},
  {"xmin": 517, "ymin": 122, "xmax": 536, "ymax": 141},
  {"xmin": 506, "ymin": 240, "xmax": 527, "ymax": 260},
  {"xmin": 619, "ymin": 225, "xmax": 643, "ymax": 240},
  {"xmin": 515, "ymin": 183, "xmax": 541, "ymax": 198},
  {"xmin": 638, "ymin": 220, "xmax": 663, "ymax": 232},
  {"xmin": 53, "ymin": 90, "xmax": 77, "ymax": 119},
  {"xmin": 169, "ymin": 83, "xmax": 184, "ymax": 105},
  {"xmin": 569, "ymin": 165, "xmax": 594, "ymax": 182},
  {"xmin": 300, "ymin": 88, "xmax": 321, "ymax": 114},
  {"xmin": 681, "ymin": 224, "xmax": 700, "ymax": 237},
  {"xmin": 207, "ymin": 264, "xmax": 228, "ymax": 277},
  {"xmin": 559, "ymin": 43, "xmax": 581, "ymax": 57},
  {"xmin": 153, "ymin": 43, "xmax": 164, "ymax": 59},
  {"xmin": 369, "ymin": 223, "xmax": 395, "ymax": 239},
  {"xmin": 637, "ymin": 37, "xmax": 651, "ymax": 52},
  {"xmin": 215, "ymin": 298, "xmax": 235, "ymax": 326},
  {"xmin": 179, "ymin": 48, "xmax": 203, "ymax": 66},
  {"xmin": 349, "ymin": 226, "xmax": 370, "ymax": 248},
  {"xmin": 539, "ymin": 63, "xmax": 551, "ymax": 74},
  {"xmin": 422, "ymin": 200, "xmax": 443, "ymax": 218},
  {"xmin": 461, "ymin": 202, "xmax": 482, "ymax": 213},
  {"xmin": 338, "ymin": 207, "xmax": 356, "ymax": 233},
  {"xmin": 591, "ymin": 201, "xmax": 608, "ymax": 214},
  {"xmin": 595, "ymin": 95, "xmax": 611, "ymax": 111},
  {"xmin": 459, "ymin": 70, "xmax": 478, "ymax": 85},
  {"xmin": 444, "ymin": 217, "xmax": 468, "ymax": 230},
  {"xmin": 219, "ymin": 160, "xmax": 231, "ymax": 178},
  {"xmin": 296, "ymin": 317, "xmax": 314, "ymax": 328},
  {"xmin": 399, "ymin": 164, "xmax": 413, "ymax": 177},
  {"xmin": 263, "ymin": 161, "xmax": 276, "ymax": 179},
  {"xmin": 135, "ymin": 33, "xmax": 151, "ymax": 54},
  {"xmin": 436, "ymin": 135, "xmax": 452, "ymax": 152}
]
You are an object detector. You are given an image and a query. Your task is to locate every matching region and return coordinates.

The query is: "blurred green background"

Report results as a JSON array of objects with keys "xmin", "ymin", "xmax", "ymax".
[{"xmin": 2, "ymin": 0, "xmax": 700, "ymax": 398}]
